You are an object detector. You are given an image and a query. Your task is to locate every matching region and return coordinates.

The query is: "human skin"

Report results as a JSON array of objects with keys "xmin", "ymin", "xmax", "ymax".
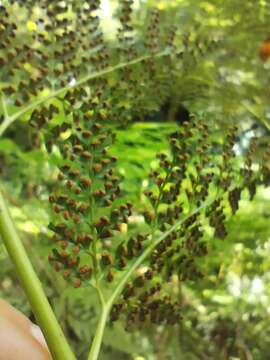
[{"xmin": 0, "ymin": 298, "xmax": 52, "ymax": 360}]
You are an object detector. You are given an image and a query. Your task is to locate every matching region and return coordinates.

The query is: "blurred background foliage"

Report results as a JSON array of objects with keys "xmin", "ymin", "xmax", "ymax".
[{"xmin": 1, "ymin": 0, "xmax": 270, "ymax": 359}]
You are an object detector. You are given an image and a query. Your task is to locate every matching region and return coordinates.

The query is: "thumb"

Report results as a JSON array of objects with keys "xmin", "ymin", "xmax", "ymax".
[{"xmin": 0, "ymin": 298, "xmax": 52, "ymax": 360}]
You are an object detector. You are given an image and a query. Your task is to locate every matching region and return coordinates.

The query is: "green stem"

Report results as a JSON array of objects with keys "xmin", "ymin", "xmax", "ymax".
[
  {"xmin": 1, "ymin": 94, "xmax": 9, "ymax": 119},
  {"xmin": 87, "ymin": 305, "xmax": 109, "ymax": 360},
  {"xmin": 0, "ymin": 189, "xmax": 76, "ymax": 360}
]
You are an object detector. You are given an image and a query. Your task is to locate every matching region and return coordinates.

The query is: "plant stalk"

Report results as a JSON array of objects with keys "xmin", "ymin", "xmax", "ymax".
[
  {"xmin": 87, "ymin": 305, "xmax": 109, "ymax": 360},
  {"xmin": 0, "ymin": 189, "xmax": 76, "ymax": 360}
]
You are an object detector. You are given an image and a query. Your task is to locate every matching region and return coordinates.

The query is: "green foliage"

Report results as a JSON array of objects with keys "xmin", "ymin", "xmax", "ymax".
[{"xmin": 1, "ymin": 1, "xmax": 270, "ymax": 360}]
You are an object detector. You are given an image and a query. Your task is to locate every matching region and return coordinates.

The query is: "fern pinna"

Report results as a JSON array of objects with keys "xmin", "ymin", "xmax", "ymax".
[{"xmin": 1, "ymin": 1, "xmax": 270, "ymax": 360}]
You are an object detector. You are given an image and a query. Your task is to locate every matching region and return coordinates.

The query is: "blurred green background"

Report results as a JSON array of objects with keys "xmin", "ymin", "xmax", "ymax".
[{"xmin": 1, "ymin": 0, "xmax": 270, "ymax": 359}]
